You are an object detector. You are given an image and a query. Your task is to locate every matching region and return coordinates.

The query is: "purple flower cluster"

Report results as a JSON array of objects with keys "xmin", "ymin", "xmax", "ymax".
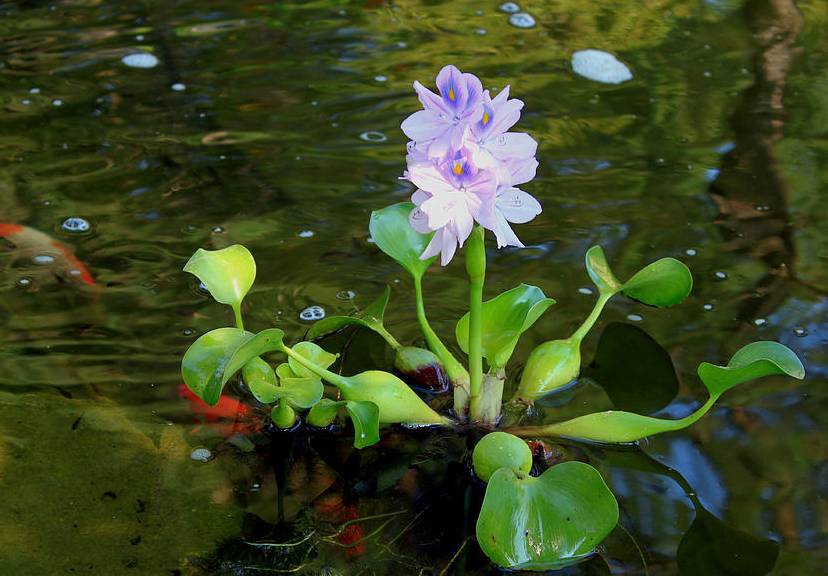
[{"xmin": 401, "ymin": 65, "xmax": 541, "ymax": 265}]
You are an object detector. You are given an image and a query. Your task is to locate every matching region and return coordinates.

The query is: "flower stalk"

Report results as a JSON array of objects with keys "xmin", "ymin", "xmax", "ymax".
[{"xmin": 466, "ymin": 226, "xmax": 486, "ymax": 422}]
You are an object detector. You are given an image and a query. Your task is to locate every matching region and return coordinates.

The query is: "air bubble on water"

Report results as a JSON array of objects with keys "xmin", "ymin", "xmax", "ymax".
[
  {"xmin": 500, "ymin": 2, "xmax": 520, "ymax": 13},
  {"xmin": 374, "ymin": 75, "xmax": 387, "ymax": 82},
  {"xmin": 508, "ymin": 12, "xmax": 536, "ymax": 28},
  {"xmin": 685, "ymin": 248, "xmax": 697, "ymax": 256},
  {"xmin": 52, "ymin": 99, "xmax": 63, "ymax": 106},
  {"xmin": 32, "ymin": 254, "xmax": 55, "ymax": 265},
  {"xmin": 190, "ymin": 448, "xmax": 212, "ymax": 462},
  {"xmin": 754, "ymin": 318, "xmax": 767, "ymax": 326},
  {"xmin": 21, "ymin": 99, "xmax": 30, "ymax": 105},
  {"xmin": 755, "ymin": 204, "xmax": 770, "ymax": 212},
  {"xmin": 18, "ymin": 277, "xmax": 32, "ymax": 286},
  {"xmin": 212, "ymin": 226, "xmax": 224, "ymax": 234},
  {"xmin": 300, "ymin": 306, "xmax": 325, "ymax": 321},
  {"xmin": 121, "ymin": 52, "xmax": 159, "ymax": 68},
  {"xmin": 68, "ymin": 269, "xmax": 81, "ymax": 277},
  {"xmin": 182, "ymin": 328, "xmax": 195, "ymax": 336},
  {"xmin": 135, "ymin": 34, "xmax": 145, "ymax": 41},
  {"xmin": 360, "ymin": 131, "xmax": 387, "ymax": 142},
  {"xmin": 714, "ymin": 271, "xmax": 727, "ymax": 280},
  {"xmin": 298, "ymin": 230, "xmax": 314, "ymax": 238},
  {"xmin": 703, "ymin": 71, "xmax": 712, "ymax": 78},
  {"xmin": 170, "ymin": 82, "xmax": 186, "ymax": 91},
  {"xmin": 61, "ymin": 217, "xmax": 90, "ymax": 233},
  {"xmin": 336, "ymin": 290, "xmax": 356, "ymax": 301},
  {"xmin": 30, "ymin": 88, "xmax": 40, "ymax": 94},
  {"xmin": 578, "ymin": 287, "xmax": 593, "ymax": 295},
  {"xmin": 793, "ymin": 327, "xmax": 808, "ymax": 337},
  {"xmin": 572, "ymin": 49, "xmax": 633, "ymax": 84},
  {"xmin": 627, "ymin": 314, "xmax": 643, "ymax": 322},
  {"xmin": 703, "ymin": 303, "xmax": 714, "ymax": 311},
  {"xmin": 475, "ymin": 28, "xmax": 488, "ymax": 35}
]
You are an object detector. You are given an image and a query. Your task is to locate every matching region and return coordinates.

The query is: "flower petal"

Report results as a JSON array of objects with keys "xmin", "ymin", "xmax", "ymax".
[
  {"xmin": 411, "ymin": 189, "xmax": 430, "ymax": 205},
  {"xmin": 420, "ymin": 228, "xmax": 444, "ymax": 261},
  {"xmin": 409, "ymin": 206, "xmax": 432, "ymax": 233},
  {"xmin": 413, "ymin": 81, "xmax": 450, "ymax": 114},
  {"xmin": 420, "ymin": 194, "xmax": 455, "ymax": 230},
  {"xmin": 496, "ymin": 187, "xmax": 542, "ymax": 224},
  {"xmin": 488, "ymin": 132, "xmax": 538, "ymax": 161},
  {"xmin": 504, "ymin": 157, "xmax": 539, "ymax": 187},
  {"xmin": 493, "ymin": 210, "xmax": 525, "ymax": 248},
  {"xmin": 486, "ymin": 97, "xmax": 524, "ymax": 137},
  {"xmin": 440, "ymin": 227, "xmax": 458, "ymax": 266},
  {"xmin": 407, "ymin": 163, "xmax": 455, "ymax": 195},
  {"xmin": 401, "ymin": 110, "xmax": 449, "ymax": 142}
]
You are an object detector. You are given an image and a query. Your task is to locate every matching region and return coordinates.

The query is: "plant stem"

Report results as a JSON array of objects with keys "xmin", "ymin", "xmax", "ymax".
[
  {"xmin": 233, "ymin": 304, "xmax": 244, "ymax": 331},
  {"xmin": 466, "ymin": 226, "xmax": 486, "ymax": 422},
  {"xmin": 570, "ymin": 291, "xmax": 614, "ymax": 342},
  {"xmin": 413, "ymin": 273, "xmax": 470, "ymax": 414},
  {"xmin": 376, "ymin": 326, "xmax": 402, "ymax": 350},
  {"xmin": 272, "ymin": 399, "xmax": 295, "ymax": 429},
  {"xmin": 281, "ymin": 345, "xmax": 350, "ymax": 390}
]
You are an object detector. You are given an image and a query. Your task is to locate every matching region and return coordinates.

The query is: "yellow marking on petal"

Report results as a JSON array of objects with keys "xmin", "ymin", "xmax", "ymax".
[
  {"xmin": 452, "ymin": 162, "xmax": 464, "ymax": 176},
  {"xmin": 448, "ymin": 87, "xmax": 456, "ymax": 101},
  {"xmin": 482, "ymin": 111, "xmax": 490, "ymax": 125}
]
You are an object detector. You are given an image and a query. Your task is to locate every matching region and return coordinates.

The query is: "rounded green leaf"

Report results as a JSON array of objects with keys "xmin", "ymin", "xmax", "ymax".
[
  {"xmin": 621, "ymin": 257, "xmax": 692, "ymax": 307},
  {"xmin": 182, "ymin": 327, "xmax": 254, "ymax": 406},
  {"xmin": 306, "ymin": 287, "xmax": 397, "ymax": 347},
  {"xmin": 698, "ymin": 341, "xmax": 805, "ymax": 398},
  {"xmin": 184, "ymin": 245, "xmax": 256, "ymax": 308},
  {"xmin": 345, "ymin": 400, "xmax": 380, "ymax": 449},
  {"xmin": 242, "ymin": 357, "xmax": 279, "ymax": 404},
  {"xmin": 369, "ymin": 202, "xmax": 435, "ymax": 279},
  {"xmin": 585, "ymin": 246, "xmax": 621, "ymax": 295},
  {"xmin": 472, "ymin": 432, "xmax": 533, "ymax": 482},
  {"xmin": 270, "ymin": 402, "xmax": 296, "ymax": 429},
  {"xmin": 476, "ymin": 462, "xmax": 618, "ymax": 571},
  {"xmin": 456, "ymin": 284, "xmax": 555, "ymax": 370},
  {"xmin": 306, "ymin": 398, "xmax": 343, "ymax": 427},
  {"xmin": 288, "ymin": 341, "xmax": 337, "ymax": 378}
]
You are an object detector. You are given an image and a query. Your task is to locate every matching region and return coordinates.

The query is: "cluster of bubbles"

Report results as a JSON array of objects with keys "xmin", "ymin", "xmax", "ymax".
[{"xmin": 499, "ymin": 2, "xmax": 536, "ymax": 28}]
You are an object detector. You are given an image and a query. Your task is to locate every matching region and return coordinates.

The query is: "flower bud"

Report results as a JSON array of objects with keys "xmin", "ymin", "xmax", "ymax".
[
  {"xmin": 515, "ymin": 338, "xmax": 581, "ymax": 402},
  {"xmin": 472, "ymin": 431, "xmax": 533, "ymax": 482},
  {"xmin": 270, "ymin": 402, "xmax": 296, "ymax": 429},
  {"xmin": 394, "ymin": 346, "xmax": 449, "ymax": 393}
]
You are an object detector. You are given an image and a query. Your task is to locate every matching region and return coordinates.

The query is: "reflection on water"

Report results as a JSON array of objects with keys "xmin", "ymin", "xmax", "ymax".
[{"xmin": 0, "ymin": 0, "xmax": 826, "ymax": 574}]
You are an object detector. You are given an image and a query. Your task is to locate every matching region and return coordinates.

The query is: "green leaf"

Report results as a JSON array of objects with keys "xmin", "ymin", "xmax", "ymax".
[
  {"xmin": 306, "ymin": 287, "xmax": 394, "ymax": 345},
  {"xmin": 515, "ymin": 338, "xmax": 581, "ymax": 401},
  {"xmin": 242, "ymin": 357, "xmax": 279, "ymax": 404},
  {"xmin": 273, "ymin": 364, "xmax": 324, "ymax": 409},
  {"xmin": 221, "ymin": 328, "xmax": 287, "ymax": 385},
  {"xmin": 369, "ymin": 202, "xmax": 435, "ymax": 279},
  {"xmin": 621, "ymin": 257, "xmax": 692, "ymax": 307},
  {"xmin": 476, "ymin": 462, "xmax": 618, "ymax": 571},
  {"xmin": 288, "ymin": 341, "xmax": 337, "ymax": 378},
  {"xmin": 184, "ymin": 245, "xmax": 256, "ymax": 308},
  {"xmin": 697, "ymin": 341, "xmax": 805, "ymax": 397},
  {"xmin": 306, "ymin": 398, "xmax": 342, "ymax": 427},
  {"xmin": 456, "ymin": 284, "xmax": 555, "ymax": 370},
  {"xmin": 509, "ymin": 341, "xmax": 805, "ymax": 444},
  {"xmin": 472, "ymin": 432, "xmax": 532, "ymax": 482},
  {"xmin": 585, "ymin": 246, "xmax": 621, "ymax": 295},
  {"xmin": 345, "ymin": 400, "xmax": 380, "ymax": 449},
  {"xmin": 181, "ymin": 327, "xmax": 254, "ymax": 406}
]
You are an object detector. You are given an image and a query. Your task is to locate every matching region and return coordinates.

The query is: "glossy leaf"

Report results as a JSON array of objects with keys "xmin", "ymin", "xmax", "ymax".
[
  {"xmin": 456, "ymin": 284, "xmax": 555, "ymax": 370},
  {"xmin": 621, "ymin": 257, "xmax": 692, "ymax": 307},
  {"xmin": 585, "ymin": 246, "xmax": 621, "ymax": 295},
  {"xmin": 585, "ymin": 322, "xmax": 678, "ymax": 413},
  {"xmin": 338, "ymin": 370, "xmax": 447, "ymax": 425},
  {"xmin": 221, "ymin": 328, "xmax": 287, "ymax": 384},
  {"xmin": 181, "ymin": 327, "xmax": 253, "ymax": 406},
  {"xmin": 270, "ymin": 402, "xmax": 296, "ymax": 429},
  {"xmin": 287, "ymin": 341, "xmax": 337, "ymax": 379},
  {"xmin": 472, "ymin": 432, "xmax": 532, "ymax": 482},
  {"xmin": 697, "ymin": 341, "xmax": 804, "ymax": 397},
  {"xmin": 183, "ymin": 245, "xmax": 256, "ymax": 308},
  {"xmin": 369, "ymin": 202, "xmax": 435, "ymax": 279},
  {"xmin": 242, "ymin": 357, "xmax": 279, "ymax": 404},
  {"xmin": 509, "ymin": 341, "xmax": 805, "ymax": 444},
  {"xmin": 345, "ymin": 400, "xmax": 380, "ymax": 449},
  {"xmin": 476, "ymin": 462, "xmax": 618, "ymax": 570},
  {"xmin": 306, "ymin": 286, "xmax": 395, "ymax": 343},
  {"xmin": 306, "ymin": 398, "xmax": 342, "ymax": 427},
  {"xmin": 273, "ymin": 363, "xmax": 324, "ymax": 409}
]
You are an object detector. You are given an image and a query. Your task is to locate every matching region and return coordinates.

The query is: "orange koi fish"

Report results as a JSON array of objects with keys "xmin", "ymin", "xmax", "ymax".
[
  {"xmin": 177, "ymin": 384, "xmax": 260, "ymax": 437},
  {"xmin": 0, "ymin": 223, "xmax": 95, "ymax": 286}
]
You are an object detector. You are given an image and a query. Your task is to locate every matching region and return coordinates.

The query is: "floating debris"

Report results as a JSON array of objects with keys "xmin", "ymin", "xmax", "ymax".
[
  {"xmin": 61, "ymin": 217, "xmax": 90, "ymax": 233},
  {"xmin": 121, "ymin": 52, "xmax": 159, "ymax": 69},
  {"xmin": 508, "ymin": 12, "xmax": 536, "ymax": 28},
  {"xmin": 571, "ymin": 50, "xmax": 633, "ymax": 84},
  {"xmin": 499, "ymin": 2, "xmax": 520, "ymax": 13},
  {"xmin": 300, "ymin": 306, "xmax": 326, "ymax": 321},
  {"xmin": 360, "ymin": 131, "xmax": 387, "ymax": 142},
  {"xmin": 190, "ymin": 448, "xmax": 212, "ymax": 462}
]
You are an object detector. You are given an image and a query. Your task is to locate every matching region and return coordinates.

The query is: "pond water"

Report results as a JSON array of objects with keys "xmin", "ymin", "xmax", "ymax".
[{"xmin": 1, "ymin": 1, "xmax": 827, "ymax": 574}]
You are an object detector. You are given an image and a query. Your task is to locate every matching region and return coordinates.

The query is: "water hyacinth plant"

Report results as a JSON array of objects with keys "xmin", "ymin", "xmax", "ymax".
[{"xmin": 180, "ymin": 65, "xmax": 806, "ymax": 571}]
